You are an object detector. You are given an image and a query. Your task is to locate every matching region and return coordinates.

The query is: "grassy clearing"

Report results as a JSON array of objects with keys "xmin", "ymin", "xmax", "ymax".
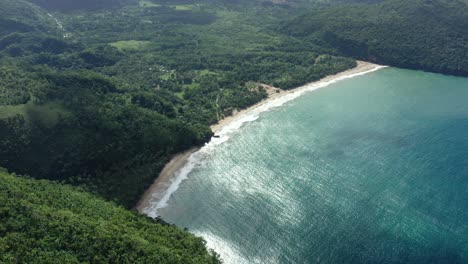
[
  {"xmin": 110, "ymin": 40, "xmax": 151, "ymax": 51},
  {"xmin": 0, "ymin": 104, "xmax": 25, "ymax": 119},
  {"xmin": 0, "ymin": 101, "xmax": 70, "ymax": 127},
  {"xmin": 183, "ymin": 83, "xmax": 199, "ymax": 90},
  {"xmin": 171, "ymin": 5, "xmax": 194, "ymax": 11},
  {"xmin": 180, "ymin": 9, "xmax": 283, "ymax": 54},
  {"xmin": 174, "ymin": 91, "xmax": 184, "ymax": 99},
  {"xmin": 160, "ymin": 72, "xmax": 175, "ymax": 80},
  {"xmin": 139, "ymin": 0, "xmax": 160, "ymax": 8}
]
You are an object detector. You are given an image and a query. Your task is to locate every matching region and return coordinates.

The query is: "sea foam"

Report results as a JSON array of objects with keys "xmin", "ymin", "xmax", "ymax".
[{"xmin": 142, "ymin": 65, "xmax": 387, "ymax": 217}]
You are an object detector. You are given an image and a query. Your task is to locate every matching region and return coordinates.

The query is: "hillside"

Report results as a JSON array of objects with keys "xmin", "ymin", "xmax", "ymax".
[
  {"xmin": 282, "ymin": 0, "xmax": 468, "ymax": 76},
  {"xmin": 0, "ymin": 0, "xmax": 355, "ymax": 207},
  {"xmin": 0, "ymin": 0, "xmax": 466, "ymax": 262},
  {"xmin": 0, "ymin": 169, "xmax": 220, "ymax": 263},
  {"xmin": 26, "ymin": 0, "xmax": 138, "ymax": 11},
  {"xmin": 0, "ymin": 0, "xmax": 58, "ymax": 37}
]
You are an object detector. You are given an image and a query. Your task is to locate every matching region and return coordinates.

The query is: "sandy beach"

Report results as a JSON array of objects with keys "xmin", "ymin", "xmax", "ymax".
[
  {"xmin": 136, "ymin": 60, "xmax": 382, "ymax": 213},
  {"xmin": 136, "ymin": 147, "xmax": 199, "ymax": 211},
  {"xmin": 210, "ymin": 61, "xmax": 380, "ymax": 133}
]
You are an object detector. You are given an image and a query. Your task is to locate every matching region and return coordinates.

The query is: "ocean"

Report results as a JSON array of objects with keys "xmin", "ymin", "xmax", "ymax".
[{"xmin": 145, "ymin": 68, "xmax": 468, "ymax": 263}]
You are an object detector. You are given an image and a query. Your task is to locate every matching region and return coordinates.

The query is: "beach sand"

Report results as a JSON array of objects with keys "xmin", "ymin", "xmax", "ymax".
[
  {"xmin": 136, "ymin": 60, "xmax": 382, "ymax": 213},
  {"xmin": 210, "ymin": 61, "xmax": 380, "ymax": 133},
  {"xmin": 136, "ymin": 147, "xmax": 199, "ymax": 212}
]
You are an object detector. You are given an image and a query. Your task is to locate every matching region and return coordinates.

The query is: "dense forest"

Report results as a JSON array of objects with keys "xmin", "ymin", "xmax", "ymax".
[
  {"xmin": 282, "ymin": 0, "xmax": 468, "ymax": 76},
  {"xmin": 0, "ymin": 0, "xmax": 355, "ymax": 207},
  {"xmin": 0, "ymin": 0, "xmax": 466, "ymax": 262},
  {"xmin": 27, "ymin": 0, "xmax": 138, "ymax": 11},
  {"xmin": 0, "ymin": 169, "xmax": 220, "ymax": 263}
]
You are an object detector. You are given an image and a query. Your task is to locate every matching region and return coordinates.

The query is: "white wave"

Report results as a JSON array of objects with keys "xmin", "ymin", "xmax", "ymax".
[
  {"xmin": 143, "ymin": 152, "xmax": 201, "ymax": 218},
  {"xmin": 214, "ymin": 65, "xmax": 387, "ymax": 140},
  {"xmin": 142, "ymin": 65, "xmax": 387, "ymax": 217},
  {"xmin": 194, "ymin": 230, "xmax": 254, "ymax": 264}
]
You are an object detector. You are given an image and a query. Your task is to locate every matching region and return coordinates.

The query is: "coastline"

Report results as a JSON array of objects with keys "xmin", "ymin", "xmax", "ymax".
[
  {"xmin": 136, "ymin": 60, "xmax": 384, "ymax": 214},
  {"xmin": 210, "ymin": 61, "xmax": 382, "ymax": 133},
  {"xmin": 136, "ymin": 147, "xmax": 199, "ymax": 212}
]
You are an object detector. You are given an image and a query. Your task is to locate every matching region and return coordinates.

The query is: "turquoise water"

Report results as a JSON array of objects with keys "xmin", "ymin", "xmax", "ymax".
[{"xmin": 153, "ymin": 68, "xmax": 468, "ymax": 263}]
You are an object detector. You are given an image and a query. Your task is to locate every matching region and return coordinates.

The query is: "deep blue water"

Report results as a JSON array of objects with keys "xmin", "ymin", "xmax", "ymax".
[{"xmin": 149, "ymin": 68, "xmax": 468, "ymax": 263}]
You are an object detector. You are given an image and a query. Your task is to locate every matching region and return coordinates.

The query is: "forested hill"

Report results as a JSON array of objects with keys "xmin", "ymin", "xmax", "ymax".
[
  {"xmin": 0, "ymin": 0, "xmax": 465, "ymax": 262},
  {"xmin": 26, "ymin": 0, "xmax": 138, "ymax": 11},
  {"xmin": 281, "ymin": 0, "xmax": 468, "ymax": 76},
  {"xmin": 0, "ymin": 0, "xmax": 58, "ymax": 36},
  {"xmin": 0, "ymin": 0, "xmax": 354, "ymax": 208},
  {"xmin": 0, "ymin": 169, "xmax": 220, "ymax": 263}
]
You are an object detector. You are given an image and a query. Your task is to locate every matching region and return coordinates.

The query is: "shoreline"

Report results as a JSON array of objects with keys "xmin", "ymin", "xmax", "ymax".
[
  {"xmin": 136, "ymin": 60, "xmax": 384, "ymax": 214},
  {"xmin": 210, "ymin": 61, "xmax": 382, "ymax": 133},
  {"xmin": 136, "ymin": 147, "xmax": 199, "ymax": 212}
]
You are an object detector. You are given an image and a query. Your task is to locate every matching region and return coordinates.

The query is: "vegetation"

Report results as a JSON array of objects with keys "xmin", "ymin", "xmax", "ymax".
[
  {"xmin": 0, "ymin": 64, "xmax": 212, "ymax": 207},
  {"xmin": 0, "ymin": 168, "xmax": 220, "ymax": 263},
  {"xmin": 0, "ymin": 0, "xmax": 58, "ymax": 36},
  {"xmin": 282, "ymin": 0, "xmax": 468, "ymax": 76},
  {"xmin": 26, "ymin": 0, "xmax": 138, "ymax": 11},
  {"xmin": 0, "ymin": 0, "xmax": 466, "ymax": 262},
  {"xmin": 0, "ymin": 0, "xmax": 355, "ymax": 208},
  {"xmin": 1, "ymin": 0, "xmax": 463, "ymax": 213}
]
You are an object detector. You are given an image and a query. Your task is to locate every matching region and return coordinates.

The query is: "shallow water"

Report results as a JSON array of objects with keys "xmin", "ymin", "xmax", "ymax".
[{"xmin": 150, "ymin": 68, "xmax": 468, "ymax": 263}]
